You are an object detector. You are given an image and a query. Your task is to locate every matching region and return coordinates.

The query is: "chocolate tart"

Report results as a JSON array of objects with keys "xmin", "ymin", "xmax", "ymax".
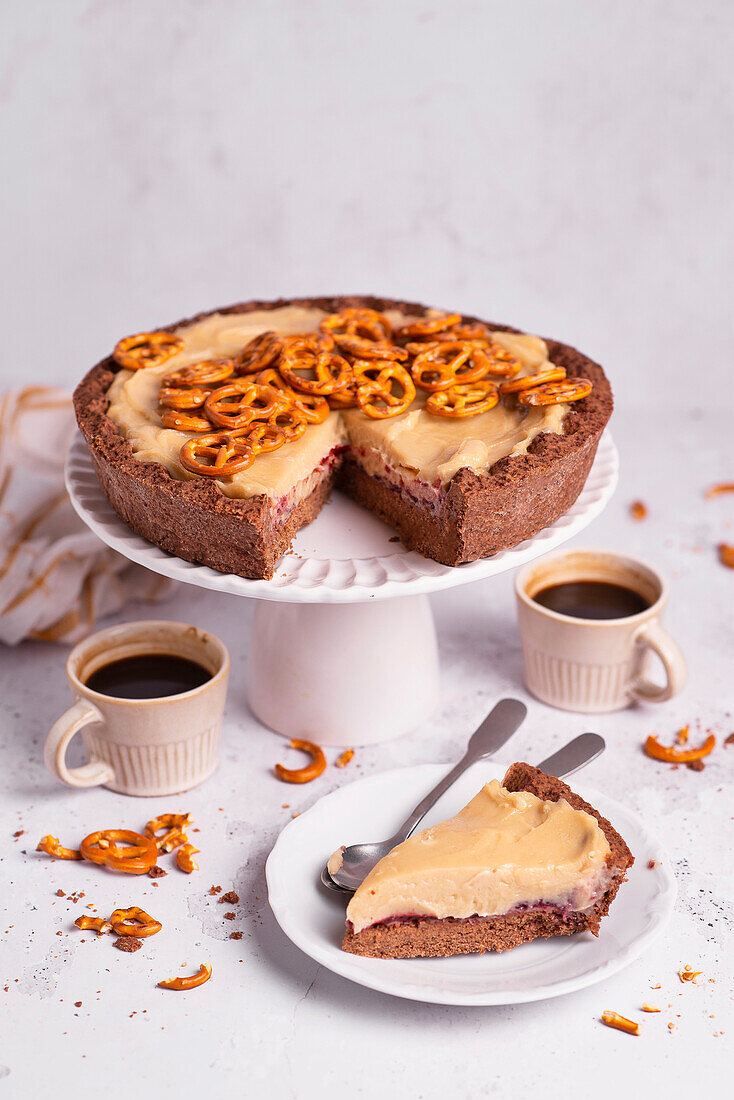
[
  {"xmin": 342, "ymin": 763, "xmax": 634, "ymax": 959},
  {"xmin": 74, "ymin": 296, "xmax": 613, "ymax": 580}
]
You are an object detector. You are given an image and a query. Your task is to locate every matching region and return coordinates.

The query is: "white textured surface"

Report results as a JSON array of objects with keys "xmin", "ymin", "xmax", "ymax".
[
  {"xmin": 66, "ymin": 431, "xmax": 618, "ymax": 600},
  {"xmin": 1, "ymin": 1, "xmax": 733, "ymax": 1097}
]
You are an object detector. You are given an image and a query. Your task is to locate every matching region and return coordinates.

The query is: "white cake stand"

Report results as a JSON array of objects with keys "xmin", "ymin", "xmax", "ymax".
[{"xmin": 66, "ymin": 433, "xmax": 618, "ymax": 745}]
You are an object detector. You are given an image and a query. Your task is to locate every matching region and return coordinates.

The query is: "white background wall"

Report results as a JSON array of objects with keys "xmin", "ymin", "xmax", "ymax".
[{"xmin": 2, "ymin": 0, "xmax": 732, "ymax": 413}]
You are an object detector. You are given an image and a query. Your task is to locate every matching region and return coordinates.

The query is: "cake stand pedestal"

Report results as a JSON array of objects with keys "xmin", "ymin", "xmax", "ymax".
[{"xmin": 66, "ymin": 433, "xmax": 618, "ymax": 746}]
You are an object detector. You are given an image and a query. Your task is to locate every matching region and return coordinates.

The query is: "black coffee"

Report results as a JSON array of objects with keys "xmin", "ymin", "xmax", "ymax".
[
  {"xmin": 532, "ymin": 581, "xmax": 650, "ymax": 620},
  {"xmin": 85, "ymin": 654, "xmax": 211, "ymax": 699}
]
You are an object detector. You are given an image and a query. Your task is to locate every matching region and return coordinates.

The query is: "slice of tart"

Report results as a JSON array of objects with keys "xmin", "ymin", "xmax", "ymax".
[{"xmin": 342, "ymin": 763, "xmax": 633, "ymax": 959}]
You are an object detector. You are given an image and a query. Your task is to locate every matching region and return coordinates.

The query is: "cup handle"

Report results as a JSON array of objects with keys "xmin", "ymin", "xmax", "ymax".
[
  {"xmin": 44, "ymin": 699, "xmax": 116, "ymax": 788},
  {"xmin": 630, "ymin": 620, "xmax": 687, "ymax": 703}
]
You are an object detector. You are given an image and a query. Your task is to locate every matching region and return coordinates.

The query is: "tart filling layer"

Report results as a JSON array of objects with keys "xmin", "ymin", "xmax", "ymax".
[
  {"xmin": 345, "ymin": 780, "xmax": 612, "ymax": 935},
  {"xmin": 106, "ymin": 308, "xmax": 567, "ymax": 503}
]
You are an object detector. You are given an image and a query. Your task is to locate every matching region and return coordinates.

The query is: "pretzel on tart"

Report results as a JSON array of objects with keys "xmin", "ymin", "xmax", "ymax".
[
  {"xmin": 234, "ymin": 331, "xmax": 282, "ymax": 375},
  {"xmin": 499, "ymin": 366, "xmax": 566, "ymax": 395},
  {"xmin": 204, "ymin": 382, "xmax": 283, "ymax": 429},
  {"xmin": 320, "ymin": 307, "xmax": 393, "ymax": 346},
  {"xmin": 394, "ymin": 312, "xmax": 462, "ymax": 341},
  {"xmin": 517, "ymin": 379, "xmax": 592, "ymax": 406},
  {"xmin": 158, "ymin": 963, "xmax": 212, "ymax": 991},
  {"xmin": 163, "ymin": 358, "xmax": 235, "ymax": 389},
  {"xmin": 158, "ymin": 386, "xmax": 210, "ymax": 410},
  {"xmin": 426, "ymin": 380, "xmax": 499, "ymax": 418},
  {"xmin": 114, "ymin": 331, "xmax": 184, "ymax": 371},
  {"xmin": 180, "ymin": 432, "xmax": 256, "ymax": 477},
  {"xmin": 411, "ymin": 341, "xmax": 497, "ymax": 390},
  {"xmin": 356, "ymin": 363, "xmax": 416, "ymax": 419},
  {"xmin": 280, "ymin": 338, "xmax": 351, "ymax": 396},
  {"xmin": 160, "ymin": 410, "xmax": 212, "ymax": 433},
  {"xmin": 110, "ymin": 906, "xmax": 162, "ymax": 937},
  {"xmin": 257, "ymin": 368, "xmax": 330, "ymax": 424}
]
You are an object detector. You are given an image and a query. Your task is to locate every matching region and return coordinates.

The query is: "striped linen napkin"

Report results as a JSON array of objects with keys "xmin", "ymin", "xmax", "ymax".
[{"xmin": 0, "ymin": 386, "xmax": 175, "ymax": 645}]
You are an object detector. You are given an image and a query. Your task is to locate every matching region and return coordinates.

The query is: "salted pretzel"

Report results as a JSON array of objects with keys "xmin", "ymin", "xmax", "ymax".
[
  {"xmin": 204, "ymin": 381, "xmax": 283, "ymax": 429},
  {"xmin": 274, "ymin": 739, "xmax": 327, "ymax": 784},
  {"xmin": 234, "ymin": 331, "xmax": 282, "ymax": 375},
  {"xmin": 411, "ymin": 341, "xmax": 489, "ymax": 391},
  {"xmin": 257, "ymin": 368, "xmax": 330, "ymax": 424},
  {"xmin": 266, "ymin": 406, "xmax": 308, "ymax": 443},
  {"xmin": 517, "ymin": 378, "xmax": 592, "ymax": 406},
  {"xmin": 336, "ymin": 336, "xmax": 408, "ymax": 361},
  {"xmin": 74, "ymin": 915, "xmax": 113, "ymax": 935},
  {"xmin": 394, "ymin": 313, "xmax": 462, "ymax": 341},
  {"xmin": 111, "ymin": 907, "xmax": 163, "ymax": 937},
  {"xmin": 176, "ymin": 843, "xmax": 200, "ymax": 873},
  {"xmin": 80, "ymin": 830, "xmax": 158, "ymax": 875},
  {"xmin": 113, "ymin": 331, "xmax": 184, "ymax": 371},
  {"xmin": 280, "ymin": 339, "xmax": 351, "ymax": 396},
  {"xmin": 477, "ymin": 343, "xmax": 522, "ymax": 378},
  {"xmin": 158, "ymin": 386, "xmax": 210, "ymax": 410},
  {"xmin": 426, "ymin": 380, "xmax": 499, "ymax": 418},
  {"xmin": 320, "ymin": 307, "xmax": 393, "ymax": 345},
  {"xmin": 158, "ymin": 963, "xmax": 212, "ymax": 991},
  {"xmin": 163, "ymin": 358, "xmax": 235, "ymax": 389},
  {"xmin": 225, "ymin": 422, "xmax": 286, "ymax": 457},
  {"xmin": 180, "ymin": 432, "xmax": 255, "ymax": 477},
  {"xmin": 404, "ymin": 323, "xmax": 491, "ymax": 350},
  {"xmin": 36, "ymin": 835, "xmax": 81, "ymax": 860},
  {"xmin": 160, "ymin": 409, "xmax": 212, "ymax": 432},
  {"xmin": 145, "ymin": 813, "xmax": 193, "ymax": 851},
  {"xmin": 499, "ymin": 366, "xmax": 566, "ymax": 395},
  {"xmin": 356, "ymin": 363, "xmax": 416, "ymax": 420}
]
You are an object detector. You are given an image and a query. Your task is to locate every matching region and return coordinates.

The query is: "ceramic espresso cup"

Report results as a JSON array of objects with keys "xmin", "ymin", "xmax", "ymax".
[
  {"xmin": 515, "ymin": 549, "xmax": 686, "ymax": 713},
  {"xmin": 44, "ymin": 620, "xmax": 229, "ymax": 796}
]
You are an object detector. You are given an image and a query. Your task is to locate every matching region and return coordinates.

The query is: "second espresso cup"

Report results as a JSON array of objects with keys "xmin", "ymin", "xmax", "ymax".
[
  {"xmin": 44, "ymin": 620, "xmax": 229, "ymax": 796},
  {"xmin": 515, "ymin": 549, "xmax": 686, "ymax": 713}
]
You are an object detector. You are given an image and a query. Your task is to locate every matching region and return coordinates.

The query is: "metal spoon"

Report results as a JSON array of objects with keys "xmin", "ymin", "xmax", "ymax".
[
  {"xmin": 320, "ymin": 730, "xmax": 605, "ymax": 894},
  {"xmin": 320, "ymin": 697, "xmax": 525, "ymax": 895}
]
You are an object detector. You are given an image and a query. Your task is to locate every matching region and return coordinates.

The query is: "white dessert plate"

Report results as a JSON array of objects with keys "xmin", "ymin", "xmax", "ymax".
[
  {"xmin": 266, "ymin": 761, "xmax": 676, "ymax": 1006},
  {"xmin": 66, "ymin": 431, "xmax": 618, "ymax": 603}
]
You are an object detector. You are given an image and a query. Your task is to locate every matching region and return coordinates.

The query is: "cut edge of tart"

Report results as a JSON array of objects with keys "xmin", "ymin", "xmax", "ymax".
[
  {"xmin": 73, "ymin": 296, "xmax": 613, "ymax": 579},
  {"xmin": 341, "ymin": 762, "xmax": 634, "ymax": 960}
]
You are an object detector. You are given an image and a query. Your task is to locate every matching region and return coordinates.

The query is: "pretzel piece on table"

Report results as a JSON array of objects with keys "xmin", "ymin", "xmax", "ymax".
[
  {"xmin": 110, "ymin": 906, "xmax": 162, "ymax": 937},
  {"xmin": 80, "ymin": 830, "xmax": 158, "ymax": 874},
  {"xmin": 158, "ymin": 963, "xmax": 212, "ymax": 991},
  {"xmin": 274, "ymin": 739, "xmax": 327, "ymax": 784},
  {"xmin": 176, "ymin": 843, "xmax": 200, "ymax": 873},
  {"xmin": 37, "ymin": 835, "xmax": 82, "ymax": 860}
]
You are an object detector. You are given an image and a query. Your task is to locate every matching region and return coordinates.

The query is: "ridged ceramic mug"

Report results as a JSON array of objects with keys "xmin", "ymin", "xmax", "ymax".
[
  {"xmin": 515, "ymin": 549, "xmax": 686, "ymax": 713},
  {"xmin": 44, "ymin": 620, "xmax": 229, "ymax": 796}
]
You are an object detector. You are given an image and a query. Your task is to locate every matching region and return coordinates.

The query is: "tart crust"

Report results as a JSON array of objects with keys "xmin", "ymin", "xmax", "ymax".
[
  {"xmin": 341, "ymin": 763, "xmax": 634, "ymax": 959},
  {"xmin": 74, "ymin": 296, "xmax": 613, "ymax": 579}
]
